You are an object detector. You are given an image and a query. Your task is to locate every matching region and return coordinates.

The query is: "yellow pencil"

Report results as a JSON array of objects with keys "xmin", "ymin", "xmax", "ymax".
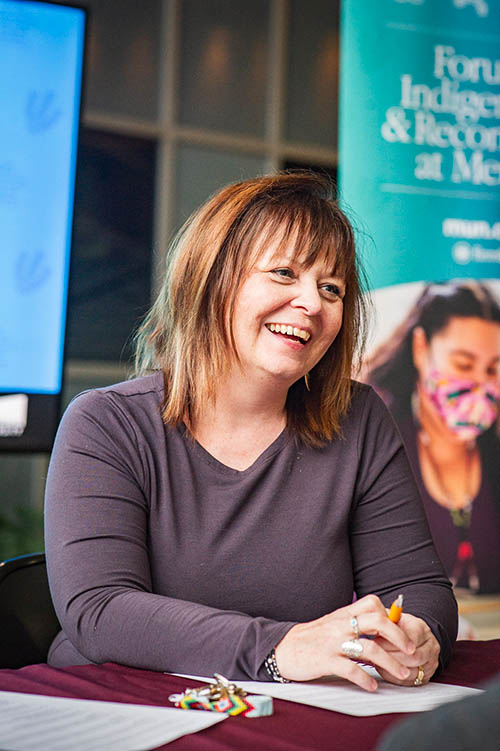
[{"xmin": 388, "ymin": 594, "xmax": 404, "ymax": 623}]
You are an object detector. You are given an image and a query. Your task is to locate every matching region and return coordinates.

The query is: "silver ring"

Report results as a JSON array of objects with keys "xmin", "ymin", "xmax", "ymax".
[
  {"xmin": 341, "ymin": 639, "xmax": 364, "ymax": 659},
  {"xmin": 414, "ymin": 665, "xmax": 424, "ymax": 686},
  {"xmin": 350, "ymin": 615, "xmax": 359, "ymax": 639}
]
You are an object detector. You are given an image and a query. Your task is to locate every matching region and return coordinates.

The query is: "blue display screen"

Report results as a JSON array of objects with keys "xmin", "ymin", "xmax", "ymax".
[{"xmin": 0, "ymin": 0, "xmax": 85, "ymax": 394}]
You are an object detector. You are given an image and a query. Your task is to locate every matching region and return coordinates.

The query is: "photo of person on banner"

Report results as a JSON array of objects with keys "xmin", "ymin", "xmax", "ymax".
[{"xmin": 365, "ymin": 282, "xmax": 500, "ymax": 596}]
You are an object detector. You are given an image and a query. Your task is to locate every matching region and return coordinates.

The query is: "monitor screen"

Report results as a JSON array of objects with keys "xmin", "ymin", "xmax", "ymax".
[{"xmin": 0, "ymin": 0, "xmax": 86, "ymax": 450}]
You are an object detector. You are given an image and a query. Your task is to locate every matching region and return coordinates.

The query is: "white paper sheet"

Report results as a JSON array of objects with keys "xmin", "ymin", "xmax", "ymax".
[
  {"xmin": 0, "ymin": 691, "xmax": 226, "ymax": 751},
  {"xmin": 174, "ymin": 673, "xmax": 483, "ymax": 717}
]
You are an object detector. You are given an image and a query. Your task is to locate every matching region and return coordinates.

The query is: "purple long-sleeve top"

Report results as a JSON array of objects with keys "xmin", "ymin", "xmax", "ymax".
[{"xmin": 44, "ymin": 372, "xmax": 457, "ymax": 679}]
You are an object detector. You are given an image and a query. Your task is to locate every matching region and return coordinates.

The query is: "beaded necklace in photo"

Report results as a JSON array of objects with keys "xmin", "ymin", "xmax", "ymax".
[{"xmin": 413, "ymin": 393, "xmax": 480, "ymax": 592}]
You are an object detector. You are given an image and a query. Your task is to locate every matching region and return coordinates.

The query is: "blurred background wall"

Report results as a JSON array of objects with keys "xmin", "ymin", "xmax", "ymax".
[{"xmin": 0, "ymin": 0, "xmax": 340, "ymax": 557}]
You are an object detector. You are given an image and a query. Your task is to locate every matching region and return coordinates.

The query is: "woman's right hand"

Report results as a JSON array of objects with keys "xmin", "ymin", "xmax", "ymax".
[{"xmin": 274, "ymin": 594, "xmax": 416, "ymax": 691}]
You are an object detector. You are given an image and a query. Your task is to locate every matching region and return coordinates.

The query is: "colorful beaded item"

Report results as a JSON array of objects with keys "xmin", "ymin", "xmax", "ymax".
[{"xmin": 169, "ymin": 673, "xmax": 273, "ymax": 718}]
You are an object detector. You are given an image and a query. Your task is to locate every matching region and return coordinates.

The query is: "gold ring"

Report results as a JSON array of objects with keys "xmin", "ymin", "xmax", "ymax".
[{"xmin": 414, "ymin": 665, "xmax": 424, "ymax": 686}]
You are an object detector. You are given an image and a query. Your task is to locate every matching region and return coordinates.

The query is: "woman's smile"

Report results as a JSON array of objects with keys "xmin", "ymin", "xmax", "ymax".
[
  {"xmin": 263, "ymin": 322, "xmax": 312, "ymax": 354},
  {"xmin": 265, "ymin": 322, "xmax": 311, "ymax": 342}
]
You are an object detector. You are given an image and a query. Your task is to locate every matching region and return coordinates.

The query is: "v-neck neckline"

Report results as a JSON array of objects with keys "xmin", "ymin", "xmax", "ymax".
[{"xmin": 179, "ymin": 424, "xmax": 289, "ymax": 476}]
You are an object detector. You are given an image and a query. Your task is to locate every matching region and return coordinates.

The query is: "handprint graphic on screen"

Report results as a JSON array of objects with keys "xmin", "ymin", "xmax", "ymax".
[
  {"xmin": 453, "ymin": 0, "xmax": 489, "ymax": 17},
  {"xmin": 15, "ymin": 250, "xmax": 51, "ymax": 294},
  {"xmin": 25, "ymin": 90, "xmax": 61, "ymax": 133}
]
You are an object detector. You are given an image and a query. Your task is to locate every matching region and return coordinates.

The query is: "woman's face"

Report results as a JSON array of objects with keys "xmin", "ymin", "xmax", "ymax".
[
  {"xmin": 416, "ymin": 316, "xmax": 500, "ymax": 384},
  {"xmin": 230, "ymin": 237, "xmax": 345, "ymax": 389}
]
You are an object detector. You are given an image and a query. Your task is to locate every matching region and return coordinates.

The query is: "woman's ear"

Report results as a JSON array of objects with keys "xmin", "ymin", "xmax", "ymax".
[{"xmin": 412, "ymin": 326, "xmax": 429, "ymax": 376}]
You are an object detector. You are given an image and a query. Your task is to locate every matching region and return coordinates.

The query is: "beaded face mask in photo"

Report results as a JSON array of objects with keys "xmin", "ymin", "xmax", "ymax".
[{"xmin": 424, "ymin": 370, "xmax": 500, "ymax": 440}]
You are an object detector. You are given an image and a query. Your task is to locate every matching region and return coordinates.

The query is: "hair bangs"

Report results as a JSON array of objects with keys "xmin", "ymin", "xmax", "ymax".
[{"xmin": 239, "ymin": 194, "xmax": 355, "ymax": 286}]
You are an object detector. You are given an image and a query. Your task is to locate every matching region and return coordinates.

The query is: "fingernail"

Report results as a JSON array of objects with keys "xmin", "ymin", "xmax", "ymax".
[
  {"xmin": 401, "ymin": 667, "xmax": 410, "ymax": 679},
  {"xmin": 406, "ymin": 642, "xmax": 416, "ymax": 654}
]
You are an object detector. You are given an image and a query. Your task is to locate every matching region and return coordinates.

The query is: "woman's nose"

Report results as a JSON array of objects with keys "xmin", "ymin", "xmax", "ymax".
[{"xmin": 290, "ymin": 281, "xmax": 322, "ymax": 315}]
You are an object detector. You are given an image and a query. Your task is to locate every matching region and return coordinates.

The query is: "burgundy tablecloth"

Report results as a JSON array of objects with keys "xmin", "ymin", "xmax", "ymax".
[{"xmin": 0, "ymin": 641, "xmax": 499, "ymax": 751}]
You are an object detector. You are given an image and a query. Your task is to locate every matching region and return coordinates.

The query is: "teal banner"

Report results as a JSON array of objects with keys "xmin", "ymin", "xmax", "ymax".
[
  {"xmin": 339, "ymin": 0, "xmax": 500, "ymax": 290},
  {"xmin": 342, "ymin": 1, "xmax": 500, "ymax": 602}
]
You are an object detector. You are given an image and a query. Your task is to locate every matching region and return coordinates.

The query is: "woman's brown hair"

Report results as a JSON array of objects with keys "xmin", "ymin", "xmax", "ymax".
[{"xmin": 134, "ymin": 172, "xmax": 368, "ymax": 446}]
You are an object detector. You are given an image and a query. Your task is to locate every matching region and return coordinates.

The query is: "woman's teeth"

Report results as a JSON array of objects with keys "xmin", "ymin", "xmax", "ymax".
[{"xmin": 266, "ymin": 323, "xmax": 310, "ymax": 342}]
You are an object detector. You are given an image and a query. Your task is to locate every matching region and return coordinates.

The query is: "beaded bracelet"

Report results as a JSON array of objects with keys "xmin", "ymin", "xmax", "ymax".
[{"xmin": 264, "ymin": 648, "xmax": 290, "ymax": 683}]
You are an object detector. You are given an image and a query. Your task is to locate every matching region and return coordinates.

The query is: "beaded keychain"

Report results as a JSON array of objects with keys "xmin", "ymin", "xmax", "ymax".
[{"xmin": 169, "ymin": 673, "xmax": 273, "ymax": 718}]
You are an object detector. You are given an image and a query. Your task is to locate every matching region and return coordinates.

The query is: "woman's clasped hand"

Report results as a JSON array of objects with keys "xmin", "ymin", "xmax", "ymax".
[{"xmin": 275, "ymin": 594, "xmax": 440, "ymax": 691}]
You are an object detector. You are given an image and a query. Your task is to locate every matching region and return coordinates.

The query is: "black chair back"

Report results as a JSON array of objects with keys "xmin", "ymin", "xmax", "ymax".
[{"xmin": 0, "ymin": 552, "xmax": 60, "ymax": 668}]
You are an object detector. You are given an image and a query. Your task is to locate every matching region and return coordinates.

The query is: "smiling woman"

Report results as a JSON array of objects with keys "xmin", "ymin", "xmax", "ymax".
[{"xmin": 44, "ymin": 173, "xmax": 457, "ymax": 692}]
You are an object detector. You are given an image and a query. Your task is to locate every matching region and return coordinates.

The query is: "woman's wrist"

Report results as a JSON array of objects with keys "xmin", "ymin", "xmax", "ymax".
[{"xmin": 264, "ymin": 647, "xmax": 290, "ymax": 683}]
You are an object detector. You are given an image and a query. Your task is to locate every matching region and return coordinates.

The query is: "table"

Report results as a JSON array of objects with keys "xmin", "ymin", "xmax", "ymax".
[{"xmin": 0, "ymin": 641, "xmax": 499, "ymax": 751}]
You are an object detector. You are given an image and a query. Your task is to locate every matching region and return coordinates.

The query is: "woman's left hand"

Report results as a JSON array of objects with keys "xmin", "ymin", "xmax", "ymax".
[{"xmin": 374, "ymin": 613, "xmax": 440, "ymax": 687}]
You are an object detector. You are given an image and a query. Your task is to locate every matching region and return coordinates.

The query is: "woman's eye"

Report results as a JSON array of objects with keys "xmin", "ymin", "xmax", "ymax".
[
  {"xmin": 452, "ymin": 361, "xmax": 472, "ymax": 373},
  {"xmin": 272, "ymin": 268, "xmax": 294, "ymax": 279},
  {"xmin": 320, "ymin": 283, "xmax": 343, "ymax": 298}
]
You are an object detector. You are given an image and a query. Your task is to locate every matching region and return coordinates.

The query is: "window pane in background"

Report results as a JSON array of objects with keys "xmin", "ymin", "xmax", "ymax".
[
  {"xmin": 65, "ymin": 129, "xmax": 155, "ymax": 362},
  {"xmin": 285, "ymin": 0, "xmax": 339, "ymax": 148},
  {"xmin": 0, "ymin": 454, "xmax": 46, "ymax": 559},
  {"xmin": 179, "ymin": 0, "xmax": 269, "ymax": 136},
  {"xmin": 173, "ymin": 143, "xmax": 265, "ymax": 231},
  {"xmin": 59, "ymin": 0, "xmax": 162, "ymax": 121},
  {"xmin": 283, "ymin": 160, "xmax": 337, "ymax": 190}
]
